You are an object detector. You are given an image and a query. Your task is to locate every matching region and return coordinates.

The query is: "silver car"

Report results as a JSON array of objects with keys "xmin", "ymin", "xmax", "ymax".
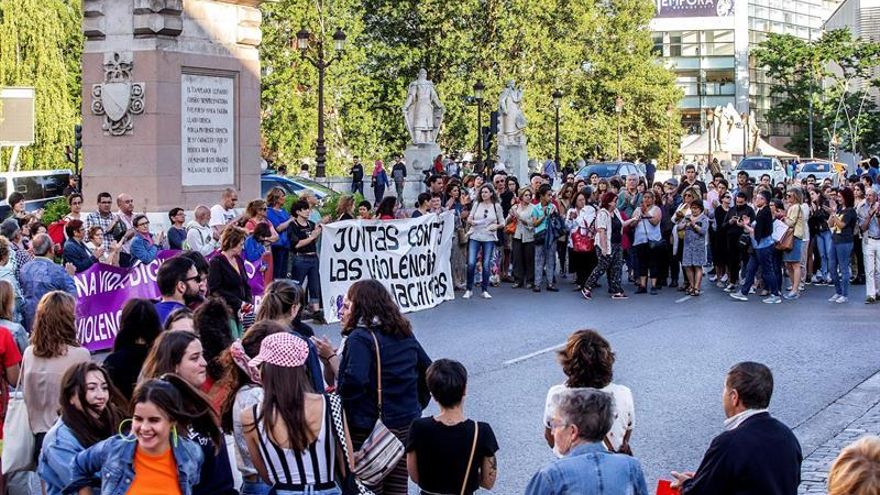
[
  {"xmin": 796, "ymin": 161, "xmax": 839, "ymax": 186},
  {"xmin": 730, "ymin": 157, "xmax": 787, "ymax": 186}
]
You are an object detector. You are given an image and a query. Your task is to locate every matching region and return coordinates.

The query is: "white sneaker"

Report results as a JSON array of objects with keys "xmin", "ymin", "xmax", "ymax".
[
  {"xmin": 463, "ymin": 290, "xmax": 473, "ymax": 299},
  {"xmin": 835, "ymin": 296, "xmax": 848, "ymax": 304},
  {"xmin": 709, "ymin": 274, "xmax": 717, "ymax": 282},
  {"xmin": 721, "ymin": 274, "xmax": 729, "ymax": 283},
  {"xmin": 828, "ymin": 294, "xmax": 841, "ymax": 302},
  {"xmin": 763, "ymin": 295, "xmax": 781, "ymax": 304},
  {"xmin": 481, "ymin": 291, "xmax": 492, "ymax": 299}
]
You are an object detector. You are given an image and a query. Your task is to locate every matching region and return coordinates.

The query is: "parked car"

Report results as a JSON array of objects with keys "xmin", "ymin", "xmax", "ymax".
[
  {"xmin": 796, "ymin": 160, "xmax": 840, "ymax": 186},
  {"xmin": 575, "ymin": 161, "xmax": 645, "ymax": 181},
  {"xmin": 260, "ymin": 172, "xmax": 337, "ymax": 201},
  {"xmin": 730, "ymin": 157, "xmax": 787, "ymax": 186},
  {"xmin": 0, "ymin": 169, "xmax": 72, "ymax": 220}
]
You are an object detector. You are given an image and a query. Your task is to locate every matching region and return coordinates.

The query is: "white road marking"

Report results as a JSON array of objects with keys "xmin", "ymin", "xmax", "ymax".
[
  {"xmin": 675, "ymin": 296, "xmax": 692, "ymax": 303},
  {"xmin": 503, "ymin": 343, "xmax": 566, "ymax": 366}
]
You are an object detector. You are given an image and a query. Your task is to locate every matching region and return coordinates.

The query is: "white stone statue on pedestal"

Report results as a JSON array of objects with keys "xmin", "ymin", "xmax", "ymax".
[
  {"xmin": 403, "ymin": 69, "xmax": 444, "ymax": 144},
  {"xmin": 496, "ymin": 80, "xmax": 529, "ymax": 184}
]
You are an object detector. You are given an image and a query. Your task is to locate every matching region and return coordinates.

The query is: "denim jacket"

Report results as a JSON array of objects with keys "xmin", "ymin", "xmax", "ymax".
[
  {"xmin": 66, "ymin": 435, "xmax": 203, "ymax": 495},
  {"xmin": 524, "ymin": 442, "xmax": 649, "ymax": 495},
  {"xmin": 39, "ymin": 420, "xmax": 85, "ymax": 495}
]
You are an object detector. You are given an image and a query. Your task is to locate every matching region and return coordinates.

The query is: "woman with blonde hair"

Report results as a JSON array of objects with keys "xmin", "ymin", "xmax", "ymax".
[
  {"xmin": 828, "ymin": 435, "xmax": 880, "ymax": 495},
  {"xmin": 335, "ymin": 195, "xmax": 356, "ymax": 221},
  {"xmin": 21, "ymin": 291, "xmax": 90, "ymax": 463},
  {"xmin": 0, "ymin": 280, "xmax": 26, "ymax": 353}
]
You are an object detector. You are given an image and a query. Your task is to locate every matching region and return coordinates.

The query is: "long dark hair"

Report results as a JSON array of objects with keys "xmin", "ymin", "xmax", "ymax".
[
  {"xmin": 376, "ymin": 196, "xmax": 396, "ymax": 217},
  {"xmin": 256, "ymin": 362, "xmax": 314, "ymax": 451},
  {"xmin": 59, "ymin": 362, "xmax": 128, "ymax": 448},
  {"xmin": 140, "ymin": 331, "xmax": 199, "ymax": 381},
  {"xmin": 341, "ymin": 279, "xmax": 412, "ymax": 337},
  {"xmin": 132, "ymin": 374, "xmax": 221, "ymax": 449},
  {"xmin": 193, "ymin": 297, "xmax": 233, "ymax": 381},
  {"xmin": 113, "ymin": 299, "xmax": 162, "ymax": 352},
  {"xmin": 218, "ymin": 320, "xmax": 286, "ymax": 433}
]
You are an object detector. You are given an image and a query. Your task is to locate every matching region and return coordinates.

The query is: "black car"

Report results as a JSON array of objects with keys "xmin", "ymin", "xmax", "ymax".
[{"xmin": 576, "ymin": 161, "xmax": 645, "ymax": 181}]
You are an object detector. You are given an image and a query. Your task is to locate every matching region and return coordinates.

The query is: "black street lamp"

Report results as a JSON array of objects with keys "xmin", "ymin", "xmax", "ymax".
[
  {"xmin": 294, "ymin": 26, "xmax": 346, "ymax": 178},
  {"xmin": 473, "ymin": 80, "xmax": 485, "ymax": 168},
  {"xmin": 615, "ymin": 96, "xmax": 624, "ymax": 160},
  {"xmin": 552, "ymin": 89, "xmax": 562, "ymax": 169}
]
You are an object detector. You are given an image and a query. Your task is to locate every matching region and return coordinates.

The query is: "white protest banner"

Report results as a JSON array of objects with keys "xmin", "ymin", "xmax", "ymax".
[{"xmin": 319, "ymin": 211, "xmax": 455, "ymax": 323}]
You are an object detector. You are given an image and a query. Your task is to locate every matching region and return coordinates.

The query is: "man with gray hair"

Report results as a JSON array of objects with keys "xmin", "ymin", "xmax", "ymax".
[
  {"xmin": 525, "ymin": 388, "xmax": 648, "ymax": 495},
  {"xmin": 18, "ymin": 234, "xmax": 76, "ymax": 330}
]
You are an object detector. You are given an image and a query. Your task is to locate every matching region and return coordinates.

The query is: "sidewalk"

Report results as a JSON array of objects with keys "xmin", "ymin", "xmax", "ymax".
[{"xmin": 796, "ymin": 370, "xmax": 880, "ymax": 494}]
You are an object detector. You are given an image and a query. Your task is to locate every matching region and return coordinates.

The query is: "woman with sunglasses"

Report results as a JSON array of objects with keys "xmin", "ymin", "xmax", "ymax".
[
  {"xmin": 781, "ymin": 188, "xmax": 807, "ymax": 299},
  {"xmin": 38, "ymin": 362, "xmax": 128, "ymax": 495},
  {"xmin": 67, "ymin": 375, "xmax": 220, "ymax": 495},
  {"xmin": 130, "ymin": 214, "xmax": 165, "ymax": 265}
]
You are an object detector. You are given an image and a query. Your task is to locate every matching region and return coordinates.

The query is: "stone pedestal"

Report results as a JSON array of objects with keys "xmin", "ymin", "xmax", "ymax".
[
  {"xmin": 404, "ymin": 142, "xmax": 441, "ymax": 176},
  {"xmin": 498, "ymin": 143, "xmax": 529, "ymax": 185},
  {"xmin": 81, "ymin": 0, "xmax": 264, "ymax": 214}
]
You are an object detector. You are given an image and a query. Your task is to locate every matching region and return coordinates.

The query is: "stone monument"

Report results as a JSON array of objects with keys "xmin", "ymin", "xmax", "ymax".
[
  {"xmin": 496, "ymin": 80, "xmax": 529, "ymax": 185},
  {"xmin": 402, "ymin": 69, "xmax": 444, "ymax": 175},
  {"xmin": 81, "ymin": 0, "xmax": 264, "ymax": 215}
]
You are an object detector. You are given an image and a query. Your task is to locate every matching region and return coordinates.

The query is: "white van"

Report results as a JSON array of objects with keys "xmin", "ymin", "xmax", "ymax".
[{"xmin": 0, "ymin": 169, "xmax": 73, "ymax": 219}]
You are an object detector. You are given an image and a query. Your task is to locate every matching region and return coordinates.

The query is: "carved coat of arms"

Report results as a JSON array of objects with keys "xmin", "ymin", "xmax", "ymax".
[{"xmin": 91, "ymin": 52, "xmax": 145, "ymax": 136}]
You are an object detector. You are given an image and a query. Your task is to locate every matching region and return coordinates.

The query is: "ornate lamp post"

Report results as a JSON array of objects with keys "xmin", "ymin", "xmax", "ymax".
[
  {"xmin": 552, "ymin": 89, "xmax": 563, "ymax": 168},
  {"xmin": 615, "ymin": 96, "xmax": 624, "ymax": 160},
  {"xmin": 473, "ymin": 80, "xmax": 485, "ymax": 168},
  {"xmin": 295, "ymin": 26, "xmax": 346, "ymax": 178},
  {"xmin": 706, "ymin": 108, "xmax": 715, "ymax": 165}
]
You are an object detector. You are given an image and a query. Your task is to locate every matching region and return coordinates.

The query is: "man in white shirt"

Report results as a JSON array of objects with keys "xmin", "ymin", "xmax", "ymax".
[
  {"xmin": 210, "ymin": 187, "xmax": 241, "ymax": 239},
  {"xmin": 185, "ymin": 205, "xmax": 216, "ymax": 256}
]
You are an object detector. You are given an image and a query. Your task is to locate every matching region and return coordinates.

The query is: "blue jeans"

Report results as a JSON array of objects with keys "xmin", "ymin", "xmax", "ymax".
[
  {"xmin": 241, "ymin": 480, "xmax": 272, "ymax": 495},
  {"xmin": 535, "ymin": 239, "xmax": 557, "ymax": 289},
  {"xmin": 373, "ymin": 184, "xmax": 385, "ymax": 203},
  {"xmin": 816, "ymin": 230, "xmax": 833, "ymax": 279},
  {"xmin": 740, "ymin": 246, "xmax": 779, "ymax": 296},
  {"xmin": 292, "ymin": 255, "xmax": 321, "ymax": 305},
  {"xmin": 830, "ymin": 241, "xmax": 853, "ymax": 297},
  {"xmin": 351, "ymin": 181, "xmax": 363, "ymax": 195},
  {"xmin": 467, "ymin": 239, "xmax": 495, "ymax": 291}
]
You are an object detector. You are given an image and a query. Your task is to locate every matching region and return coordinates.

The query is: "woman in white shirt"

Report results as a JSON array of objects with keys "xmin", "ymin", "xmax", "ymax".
[
  {"xmin": 542, "ymin": 329, "xmax": 634, "ymax": 453},
  {"xmin": 464, "ymin": 185, "xmax": 504, "ymax": 300},
  {"xmin": 566, "ymin": 190, "xmax": 598, "ymax": 291}
]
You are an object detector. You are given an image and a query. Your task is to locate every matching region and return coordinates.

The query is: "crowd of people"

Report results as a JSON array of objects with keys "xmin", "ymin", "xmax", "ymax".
[{"xmin": 0, "ymin": 156, "xmax": 877, "ymax": 494}]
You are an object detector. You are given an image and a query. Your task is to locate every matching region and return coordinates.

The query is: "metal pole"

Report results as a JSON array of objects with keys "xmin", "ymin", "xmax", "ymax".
[
  {"xmin": 554, "ymin": 105, "xmax": 560, "ymax": 167},
  {"xmin": 808, "ymin": 31, "xmax": 814, "ymax": 160},
  {"xmin": 667, "ymin": 123, "xmax": 671, "ymax": 167},
  {"xmin": 476, "ymin": 101, "xmax": 482, "ymax": 170},
  {"xmin": 315, "ymin": 44, "xmax": 327, "ymax": 178},
  {"xmin": 708, "ymin": 123, "xmax": 713, "ymax": 164},
  {"xmin": 617, "ymin": 114, "xmax": 622, "ymax": 160}
]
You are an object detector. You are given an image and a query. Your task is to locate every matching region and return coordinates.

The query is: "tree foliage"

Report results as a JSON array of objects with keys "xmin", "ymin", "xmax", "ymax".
[
  {"xmin": 753, "ymin": 28, "xmax": 880, "ymax": 158},
  {"xmin": 260, "ymin": 0, "xmax": 683, "ymax": 174},
  {"xmin": 0, "ymin": 0, "xmax": 82, "ymax": 170}
]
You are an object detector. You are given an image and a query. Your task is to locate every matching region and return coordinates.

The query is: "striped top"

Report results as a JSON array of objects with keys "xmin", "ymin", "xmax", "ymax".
[{"xmin": 253, "ymin": 395, "xmax": 336, "ymax": 486}]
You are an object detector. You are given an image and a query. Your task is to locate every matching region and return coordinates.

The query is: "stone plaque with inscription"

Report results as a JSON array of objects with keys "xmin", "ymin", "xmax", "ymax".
[{"xmin": 181, "ymin": 74, "xmax": 235, "ymax": 186}]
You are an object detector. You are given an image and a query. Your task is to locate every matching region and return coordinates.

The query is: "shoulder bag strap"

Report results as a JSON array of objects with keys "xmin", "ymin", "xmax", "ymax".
[
  {"xmin": 602, "ymin": 435, "xmax": 615, "ymax": 452},
  {"xmin": 460, "ymin": 420, "xmax": 479, "ymax": 495},
  {"xmin": 369, "ymin": 331, "xmax": 383, "ymax": 417}
]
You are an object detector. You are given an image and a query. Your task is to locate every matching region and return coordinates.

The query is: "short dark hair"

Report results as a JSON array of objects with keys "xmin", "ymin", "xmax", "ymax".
[
  {"xmin": 761, "ymin": 173, "xmax": 771, "ymax": 181},
  {"xmin": 157, "ymin": 256, "xmax": 195, "ymax": 297},
  {"xmin": 97, "ymin": 192, "xmax": 112, "ymax": 203},
  {"xmin": 426, "ymin": 359, "xmax": 468, "ymax": 407},
  {"xmin": 685, "ymin": 164, "xmax": 696, "ymax": 172},
  {"xmin": 168, "ymin": 207, "xmax": 184, "ymax": 220},
  {"xmin": 538, "ymin": 184, "xmax": 552, "ymax": 198},
  {"xmin": 358, "ymin": 200, "xmax": 372, "ymax": 210},
  {"xmin": 291, "ymin": 199, "xmax": 310, "ymax": 215},
  {"xmin": 416, "ymin": 192, "xmax": 431, "ymax": 208},
  {"xmin": 8, "ymin": 192, "xmax": 24, "ymax": 208},
  {"xmin": 727, "ymin": 361, "xmax": 774, "ymax": 409},
  {"xmin": 252, "ymin": 222, "xmax": 272, "ymax": 241},
  {"xmin": 716, "ymin": 179, "xmax": 729, "ymax": 189},
  {"xmin": 179, "ymin": 250, "xmax": 209, "ymax": 276},
  {"xmin": 429, "ymin": 175, "xmax": 443, "ymax": 185},
  {"xmin": 65, "ymin": 219, "xmax": 84, "ymax": 238}
]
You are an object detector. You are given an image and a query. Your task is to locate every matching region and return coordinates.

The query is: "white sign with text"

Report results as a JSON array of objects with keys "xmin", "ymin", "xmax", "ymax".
[{"xmin": 181, "ymin": 74, "xmax": 235, "ymax": 186}]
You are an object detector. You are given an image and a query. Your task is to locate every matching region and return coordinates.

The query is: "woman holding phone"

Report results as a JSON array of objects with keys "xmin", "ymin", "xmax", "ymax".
[{"xmin": 826, "ymin": 188, "xmax": 858, "ymax": 303}]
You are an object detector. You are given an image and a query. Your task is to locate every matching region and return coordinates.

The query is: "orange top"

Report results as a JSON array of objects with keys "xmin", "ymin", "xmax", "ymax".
[{"xmin": 127, "ymin": 446, "xmax": 182, "ymax": 495}]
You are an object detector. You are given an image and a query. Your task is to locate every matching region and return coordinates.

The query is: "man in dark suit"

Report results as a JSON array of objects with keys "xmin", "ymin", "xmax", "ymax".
[{"xmin": 671, "ymin": 361, "xmax": 802, "ymax": 494}]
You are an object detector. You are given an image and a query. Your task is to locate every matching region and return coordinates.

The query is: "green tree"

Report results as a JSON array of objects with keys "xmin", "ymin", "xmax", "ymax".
[
  {"xmin": 0, "ymin": 0, "xmax": 82, "ymax": 170},
  {"xmin": 753, "ymin": 28, "xmax": 880, "ymax": 158}
]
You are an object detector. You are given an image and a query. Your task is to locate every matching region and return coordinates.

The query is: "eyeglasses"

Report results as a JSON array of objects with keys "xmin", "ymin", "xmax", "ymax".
[
  {"xmin": 137, "ymin": 221, "xmax": 150, "ymax": 227},
  {"xmin": 182, "ymin": 275, "xmax": 201, "ymax": 283},
  {"xmin": 71, "ymin": 201, "xmax": 82, "ymax": 205}
]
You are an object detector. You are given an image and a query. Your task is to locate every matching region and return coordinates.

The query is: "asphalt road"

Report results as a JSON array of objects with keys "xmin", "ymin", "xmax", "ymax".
[{"xmin": 320, "ymin": 277, "xmax": 880, "ymax": 494}]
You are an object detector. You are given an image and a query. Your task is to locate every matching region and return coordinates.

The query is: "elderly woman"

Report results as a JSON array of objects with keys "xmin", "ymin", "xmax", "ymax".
[
  {"xmin": 542, "ymin": 329, "xmax": 634, "ymax": 453},
  {"xmin": 61, "ymin": 220, "xmax": 97, "ymax": 273},
  {"xmin": 84, "ymin": 226, "xmax": 120, "ymax": 266},
  {"xmin": 527, "ymin": 388, "xmax": 648, "ymax": 495},
  {"xmin": 208, "ymin": 225, "xmax": 253, "ymax": 331},
  {"xmin": 129, "ymin": 214, "xmax": 164, "ymax": 264}
]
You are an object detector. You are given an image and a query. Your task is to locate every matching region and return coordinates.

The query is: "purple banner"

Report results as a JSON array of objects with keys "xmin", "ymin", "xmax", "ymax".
[
  {"xmin": 74, "ymin": 250, "xmax": 265, "ymax": 353},
  {"xmin": 655, "ymin": 0, "xmax": 735, "ymax": 18}
]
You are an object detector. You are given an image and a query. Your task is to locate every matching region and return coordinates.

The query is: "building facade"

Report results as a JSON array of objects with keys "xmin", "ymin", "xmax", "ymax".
[{"xmin": 651, "ymin": 0, "xmax": 840, "ymax": 148}]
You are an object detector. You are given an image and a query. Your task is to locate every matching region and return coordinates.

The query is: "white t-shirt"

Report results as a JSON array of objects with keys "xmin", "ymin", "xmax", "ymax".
[
  {"xmin": 800, "ymin": 203, "xmax": 811, "ymax": 241},
  {"xmin": 543, "ymin": 382, "xmax": 635, "ymax": 451},
  {"xmin": 210, "ymin": 204, "xmax": 238, "ymax": 228}
]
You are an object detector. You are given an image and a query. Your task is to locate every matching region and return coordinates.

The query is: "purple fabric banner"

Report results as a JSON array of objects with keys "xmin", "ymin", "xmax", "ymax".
[{"xmin": 74, "ymin": 250, "xmax": 264, "ymax": 352}]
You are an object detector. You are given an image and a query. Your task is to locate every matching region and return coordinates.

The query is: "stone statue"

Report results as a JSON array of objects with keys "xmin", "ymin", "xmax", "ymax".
[
  {"xmin": 747, "ymin": 112, "xmax": 760, "ymax": 152},
  {"xmin": 403, "ymin": 69, "xmax": 445, "ymax": 144},
  {"xmin": 497, "ymin": 80, "xmax": 527, "ymax": 146}
]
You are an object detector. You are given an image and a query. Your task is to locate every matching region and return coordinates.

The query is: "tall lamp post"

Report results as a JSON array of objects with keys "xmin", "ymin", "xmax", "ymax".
[
  {"xmin": 615, "ymin": 96, "xmax": 624, "ymax": 160},
  {"xmin": 552, "ymin": 89, "xmax": 563, "ymax": 168},
  {"xmin": 706, "ymin": 108, "xmax": 715, "ymax": 165},
  {"xmin": 295, "ymin": 26, "xmax": 346, "ymax": 178},
  {"xmin": 473, "ymin": 81, "xmax": 485, "ymax": 168},
  {"xmin": 666, "ymin": 104, "xmax": 674, "ymax": 167}
]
